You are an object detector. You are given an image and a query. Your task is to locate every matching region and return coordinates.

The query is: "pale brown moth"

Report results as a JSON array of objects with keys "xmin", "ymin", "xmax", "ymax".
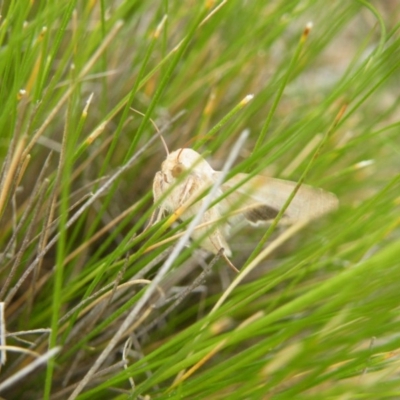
[{"xmin": 153, "ymin": 148, "xmax": 338, "ymax": 258}]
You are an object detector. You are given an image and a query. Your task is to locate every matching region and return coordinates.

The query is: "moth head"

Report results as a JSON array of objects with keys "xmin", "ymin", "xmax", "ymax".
[{"xmin": 160, "ymin": 148, "xmax": 214, "ymax": 183}]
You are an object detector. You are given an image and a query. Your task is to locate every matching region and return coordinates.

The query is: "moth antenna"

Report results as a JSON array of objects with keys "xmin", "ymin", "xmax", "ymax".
[
  {"xmin": 176, "ymin": 134, "xmax": 207, "ymax": 160},
  {"xmin": 177, "ymin": 147, "xmax": 185, "ymax": 161},
  {"xmin": 159, "ymin": 133, "xmax": 169, "ymax": 156},
  {"xmin": 130, "ymin": 107, "xmax": 169, "ymax": 155},
  {"xmin": 179, "ymin": 134, "xmax": 206, "ymax": 150}
]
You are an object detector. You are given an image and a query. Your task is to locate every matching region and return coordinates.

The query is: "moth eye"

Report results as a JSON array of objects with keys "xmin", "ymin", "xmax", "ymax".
[{"xmin": 171, "ymin": 164, "xmax": 184, "ymax": 178}]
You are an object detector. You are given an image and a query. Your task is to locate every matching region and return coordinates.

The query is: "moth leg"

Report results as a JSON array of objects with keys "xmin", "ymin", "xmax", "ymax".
[
  {"xmin": 179, "ymin": 176, "xmax": 198, "ymax": 206},
  {"xmin": 155, "ymin": 206, "xmax": 165, "ymax": 223},
  {"xmin": 222, "ymin": 251, "xmax": 239, "ymax": 273},
  {"xmin": 144, "ymin": 207, "xmax": 164, "ymax": 232}
]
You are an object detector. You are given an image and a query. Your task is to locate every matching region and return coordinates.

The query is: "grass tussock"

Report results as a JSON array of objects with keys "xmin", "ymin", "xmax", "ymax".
[{"xmin": 0, "ymin": 1, "xmax": 400, "ymax": 399}]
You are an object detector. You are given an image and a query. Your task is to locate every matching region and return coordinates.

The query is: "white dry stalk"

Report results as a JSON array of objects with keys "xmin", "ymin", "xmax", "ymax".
[
  {"xmin": 0, "ymin": 347, "xmax": 60, "ymax": 392},
  {"xmin": 122, "ymin": 337, "xmax": 135, "ymax": 390}
]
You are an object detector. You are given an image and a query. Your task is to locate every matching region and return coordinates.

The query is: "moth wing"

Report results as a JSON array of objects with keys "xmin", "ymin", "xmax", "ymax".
[{"xmin": 217, "ymin": 172, "xmax": 338, "ymax": 224}]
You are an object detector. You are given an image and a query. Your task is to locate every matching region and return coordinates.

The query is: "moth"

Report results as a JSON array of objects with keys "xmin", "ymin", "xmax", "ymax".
[{"xmin": 153, "ymin": 148, "xmax": 338, "ymax": 258}]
